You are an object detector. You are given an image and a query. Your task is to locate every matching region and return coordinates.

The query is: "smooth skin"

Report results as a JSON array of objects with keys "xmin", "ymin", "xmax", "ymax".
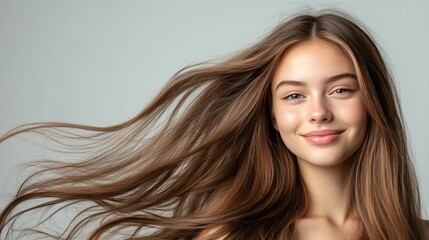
[
  {"xmin": 271, "ymin": 39, "xmax": 365, "ymax": 239},
  {"xmin": 198, "ymin": 39, "xmax": 429, "ymax": 239}
]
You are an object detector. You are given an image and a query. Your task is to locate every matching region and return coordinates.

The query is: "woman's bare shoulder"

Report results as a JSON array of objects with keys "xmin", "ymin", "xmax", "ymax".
[{"xmin": 422, "ymin": 219, "xmax": 429, "ymax": 240}]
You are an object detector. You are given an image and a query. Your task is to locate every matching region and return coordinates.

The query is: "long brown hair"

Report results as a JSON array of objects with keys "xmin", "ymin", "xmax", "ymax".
[{"xmin": 0, "ymin": 10, "xmax": 422, "ymax": 239}]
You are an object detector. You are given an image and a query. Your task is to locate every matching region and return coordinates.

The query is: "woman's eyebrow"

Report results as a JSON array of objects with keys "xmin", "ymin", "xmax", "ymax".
[
  {"xmin": 275, "ymin": 72, "xmax": 357, "ymax": 91},
  {"xmin": 324, "ymin": 72, "xmax": 357, "ymax": 83}
]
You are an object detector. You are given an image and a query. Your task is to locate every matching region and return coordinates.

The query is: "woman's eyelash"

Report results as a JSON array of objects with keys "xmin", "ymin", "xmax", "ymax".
[
  {"xmin": 284, "ymin": 93, "xmax": 304, "ymax": 100},
  {"xmin": 332, "ymin": 88, "xmax": 352, "ymax": 94}
]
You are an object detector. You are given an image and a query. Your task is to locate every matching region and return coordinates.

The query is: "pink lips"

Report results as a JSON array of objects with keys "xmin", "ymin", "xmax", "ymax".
[{"xmin": 302, "ymin": 129, "xmax": 344, "ymax": 145}]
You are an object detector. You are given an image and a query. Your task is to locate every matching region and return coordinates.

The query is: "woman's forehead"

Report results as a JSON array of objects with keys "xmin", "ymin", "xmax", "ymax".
[{"xmin": 272, "ymin": 39, "xmax": 356, "ymax": 88}]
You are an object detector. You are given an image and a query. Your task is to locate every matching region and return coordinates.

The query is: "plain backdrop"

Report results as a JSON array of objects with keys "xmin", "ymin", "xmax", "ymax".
[{"xmin": 0, "ymin": 0, "xmax": 428, "ymax": 219}]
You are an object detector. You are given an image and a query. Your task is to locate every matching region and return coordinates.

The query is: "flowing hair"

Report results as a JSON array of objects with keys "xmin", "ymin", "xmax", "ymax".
[{"xmin": 0, "ymin": 9, "xmax": 422, "ymax": 239}]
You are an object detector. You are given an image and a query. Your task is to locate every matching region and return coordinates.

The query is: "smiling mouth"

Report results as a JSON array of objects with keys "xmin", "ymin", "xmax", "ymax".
[{"xmin": 301, "ymin": 130, "xmax": 345, "ymax": 145}]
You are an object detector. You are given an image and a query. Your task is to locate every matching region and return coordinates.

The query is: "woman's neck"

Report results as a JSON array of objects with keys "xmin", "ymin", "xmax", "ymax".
[{"xmin": 297, "ymin": 158, "xmax": 354, "ymax": 226}]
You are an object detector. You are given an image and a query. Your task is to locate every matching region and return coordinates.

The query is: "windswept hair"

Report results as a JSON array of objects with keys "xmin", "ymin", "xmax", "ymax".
[{"xmin": 0, "ymin": 9, "xmax": 422, "ymax": 239}]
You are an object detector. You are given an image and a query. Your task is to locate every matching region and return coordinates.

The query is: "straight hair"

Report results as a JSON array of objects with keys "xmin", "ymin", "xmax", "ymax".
[{"xmin": 0, "ymin": 9, "xmax": 422, "ymax": 239}]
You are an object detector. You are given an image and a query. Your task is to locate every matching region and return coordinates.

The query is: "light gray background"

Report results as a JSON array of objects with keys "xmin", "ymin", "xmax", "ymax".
[{"xmin": 0, "ymin": 0, "xmax": 428, "ymax": 218}]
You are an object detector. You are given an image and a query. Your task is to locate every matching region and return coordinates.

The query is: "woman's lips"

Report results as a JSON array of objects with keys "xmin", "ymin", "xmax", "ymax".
[{"xmin": 302, "ymin": 130, "xmax": 344, "ymax": 145}]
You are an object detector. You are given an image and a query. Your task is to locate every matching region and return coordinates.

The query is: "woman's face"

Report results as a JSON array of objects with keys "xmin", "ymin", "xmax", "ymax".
[{"xmin": 271, "ymin": 39, "xmax": 367, "ymax": 167}]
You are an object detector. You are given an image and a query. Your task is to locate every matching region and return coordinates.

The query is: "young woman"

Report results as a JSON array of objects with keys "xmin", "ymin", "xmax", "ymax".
[{"xmin": 1, "ymin": 10, "xmax": 428, "ymax": 240}]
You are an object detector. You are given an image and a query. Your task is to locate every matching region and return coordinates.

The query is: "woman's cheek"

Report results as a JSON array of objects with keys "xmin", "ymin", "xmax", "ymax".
[
  {"xmin": 338, "ymin": 99, "xmax": 367, "ymax": 129},
  {"xmin": 276, "ymin": 107, "xmax": 301, "ymax": 135}
]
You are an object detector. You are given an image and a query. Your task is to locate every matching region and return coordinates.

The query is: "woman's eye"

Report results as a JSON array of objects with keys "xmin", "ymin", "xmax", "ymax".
[
  {"xmin": 333, "ymin": 88, "xmax": 351, "ymax": 95},
  {"xmin": 285, "ymin": 93, "xmax": 304, "ymax": 100}
]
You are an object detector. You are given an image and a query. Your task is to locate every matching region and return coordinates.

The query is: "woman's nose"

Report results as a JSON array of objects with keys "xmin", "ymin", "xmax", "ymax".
[{"xmin": 307, "ymin": 98, "xmax": 333, "ymax": 123}]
